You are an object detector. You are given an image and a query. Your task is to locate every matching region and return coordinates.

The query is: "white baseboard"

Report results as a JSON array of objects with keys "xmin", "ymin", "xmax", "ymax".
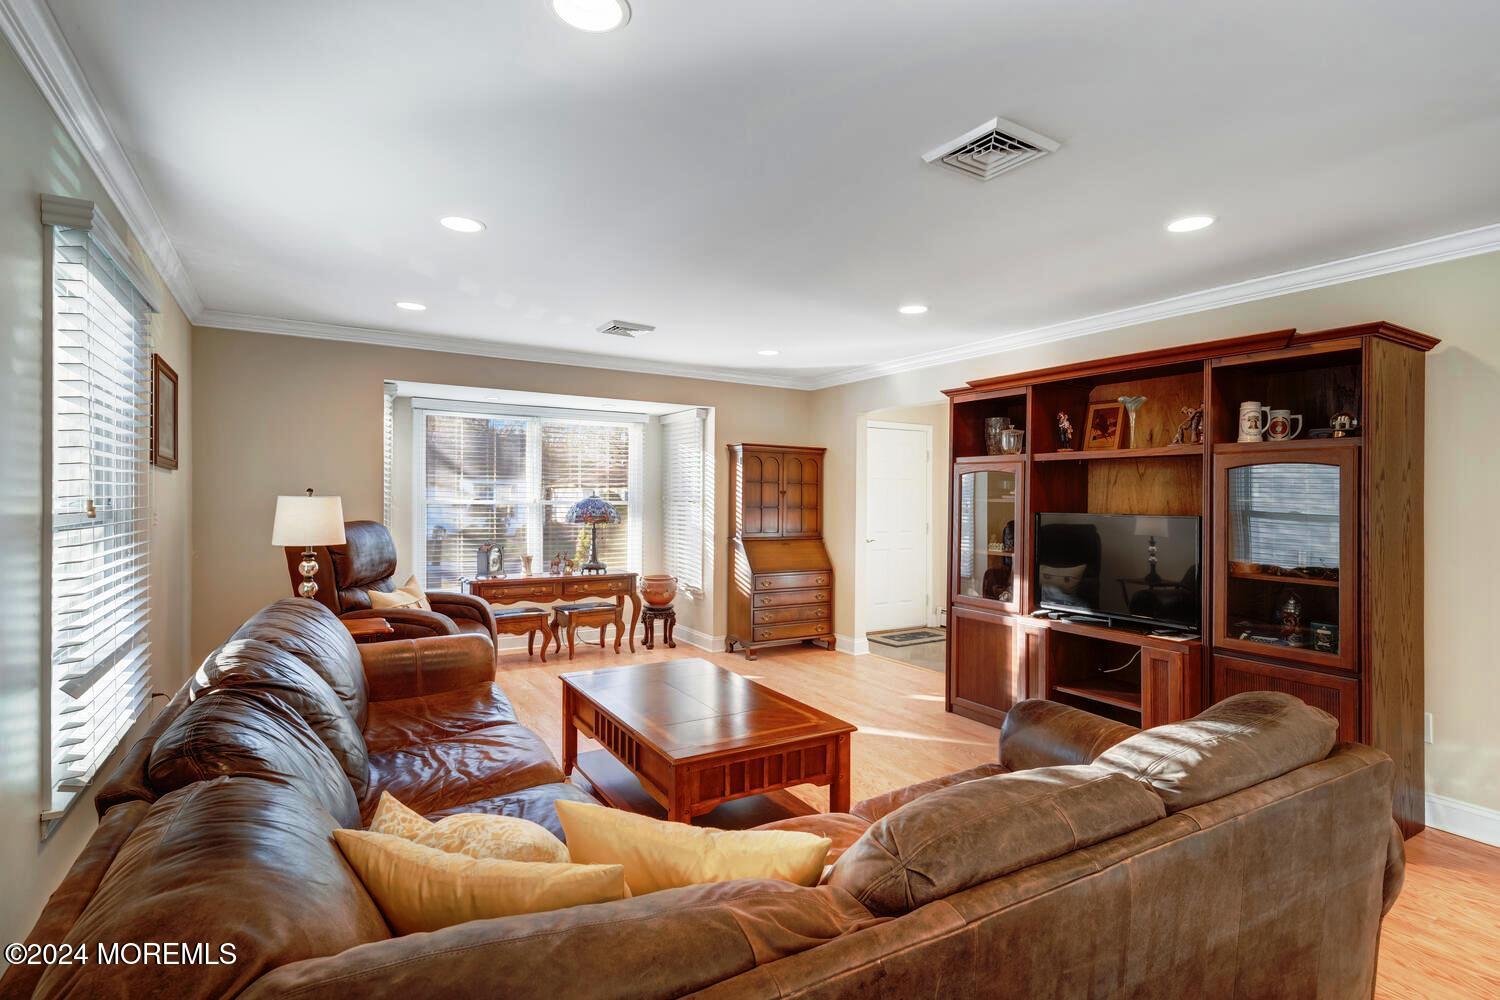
[
  {"xmin": 673, "ymin": 626, "xmax": 723, "ymax": 652},
  {"xmin": 1426, "ymin": 793, "xmax": 1500, "ymax": 848},
  {"xmin": 836, "ymin": 634, "xmax": 869, "ymax": 655}
]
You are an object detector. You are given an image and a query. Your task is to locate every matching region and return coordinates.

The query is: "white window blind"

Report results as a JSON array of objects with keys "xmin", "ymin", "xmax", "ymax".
[
  {"xmin": 44, "ymin": 213, "xmax": 155, "ymax": 820},
  {"xmin": 1228, "ymin": 463, "xmax": 1342, "ymax": 569},
  {"xmin": 382, "ymin": 381, "xmax": 396, "ymax": 526},
  {"xmin": 418, "ymin": 409, "xmax": 640, "ymax": 590},
  {"xmin": 661, "ymin": 409, "xmax": 706, "ymax": 591}
]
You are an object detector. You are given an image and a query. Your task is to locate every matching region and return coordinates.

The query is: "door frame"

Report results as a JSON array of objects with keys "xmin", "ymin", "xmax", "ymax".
[{"xmin": 863, "ymin": 420, "xmax": 935, "ymax": 630}]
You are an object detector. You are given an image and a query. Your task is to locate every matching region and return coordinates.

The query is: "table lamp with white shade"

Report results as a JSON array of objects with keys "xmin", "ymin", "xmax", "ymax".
[
  {"xmin": 1134, "ymin": 516, "xmax": 1173, "ymax": 583},
  {"xmin": 273, "ymin": 489, "xmax": 346, "ymax": 600}
]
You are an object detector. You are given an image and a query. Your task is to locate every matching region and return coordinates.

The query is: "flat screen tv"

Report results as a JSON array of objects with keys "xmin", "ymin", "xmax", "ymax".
[{"xmin": 1034, "ymin": 513, "xmax": 1202, "ymax": 629}]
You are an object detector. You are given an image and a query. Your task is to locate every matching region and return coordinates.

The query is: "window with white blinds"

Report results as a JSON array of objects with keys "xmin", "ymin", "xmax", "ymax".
[
  {"xmin": 417, "ymin": 408, "xmax": 641, "ymax": 590},
  {"xmin": 44, "ymin": 221, "xmax": 154, "ymax": 820},
  {"xmin": 661, "ymin": 409, "xmax": 706, "ymax": 591},
  {"xmin": 1228, "ymin": 463, "xmax": 1342, "ymax": 569}
]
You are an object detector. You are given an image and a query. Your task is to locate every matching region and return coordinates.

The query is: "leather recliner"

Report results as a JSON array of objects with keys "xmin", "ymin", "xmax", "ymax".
[{"xmin": 284, "ymin": 520, "xmax": 496, "ymax": 645}]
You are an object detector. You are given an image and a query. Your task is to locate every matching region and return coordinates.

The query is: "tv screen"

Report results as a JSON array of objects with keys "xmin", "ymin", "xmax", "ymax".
[{"xmin": 1034, "ymin": 513, "xmax": 1201, "ymax": 629}]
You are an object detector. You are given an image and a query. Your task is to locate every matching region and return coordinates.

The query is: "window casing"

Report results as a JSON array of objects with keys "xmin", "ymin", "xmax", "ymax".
[
  {"xmin": 42, "ymin": 202, "xmax": 156, "ymax": 823},
  {"xmin": 413, "ymin": 404, "xmax": 643, "ymax": 590}
]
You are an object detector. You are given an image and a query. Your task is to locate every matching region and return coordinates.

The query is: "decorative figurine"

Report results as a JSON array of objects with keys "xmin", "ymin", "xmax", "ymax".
[
  {"xmin": 1001, "ymin": 520, "xmax": 1015, "ymax": 555},
  {"xmin": 1172, "ymin": 404, "xmax": 1205, "ymax": 445},
  {"xmin": 1055, "ymin": 411, "xmax": 1075, "ymax": 451},
  {"xmin": 1278, "ymin": 591, "xmax": 1305, "ymax": 646},
  {"xmin": 1117, "ymin": 395, "xmax": 1148, "ymax": 447},
  {"xmin": 563, "ymin": 557, "xmax": 576, "ymax": 576},
  {"xmin": 1330, "ymin": 411, "xmax": 1359, "ymax": 438},
  {"xmin": 549, "ymin": 552, "xmax": 563, "ymax": 575}
]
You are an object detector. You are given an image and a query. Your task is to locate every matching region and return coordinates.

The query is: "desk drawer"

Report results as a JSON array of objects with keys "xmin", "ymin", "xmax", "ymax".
[
  {"xmin": 755, "ymin": 572, "xmax": 831, "ymax": 592},
  {"xmin": 477, "ymin": 581, "xmax": 557, "ymax": 600},
  {"xmin": 753, "ymin": 621, "xmax": 831, "ymax": 643},
  {"xmin": 562, "ymin": 578, "xmax": 630, "ymax": 599},
  {"xmin": 753, "ymin": 604, "xmax": 830, "ymax": 626},
  {"xmin": 753, "ymin": 588, "xmax": 830, "ymax": 609}
]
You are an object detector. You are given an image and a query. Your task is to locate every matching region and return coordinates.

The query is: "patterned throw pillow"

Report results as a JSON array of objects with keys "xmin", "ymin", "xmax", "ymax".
[
  {"xmin": 368, "ymin": 574, "xmax": 431, "ymax": 611},
  {"xmin": 366, "ymin": 792, "xmax": 569, "ymax": 863}
]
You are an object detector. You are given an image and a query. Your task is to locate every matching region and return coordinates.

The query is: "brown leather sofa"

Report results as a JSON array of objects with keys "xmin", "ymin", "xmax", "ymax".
[
  {"xmin": 285, "ymin": 519, "xmax": 497, "ymax": 644},
  {"xmin": 1, "ymin": 598, "xmax": 1404, "ymax": 999}
]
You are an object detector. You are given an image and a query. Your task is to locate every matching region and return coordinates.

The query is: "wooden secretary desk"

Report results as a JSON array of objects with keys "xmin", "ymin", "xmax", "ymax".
[{"xmin": 726, "ymin": 444, "xmax": 835, "ymax": 659}]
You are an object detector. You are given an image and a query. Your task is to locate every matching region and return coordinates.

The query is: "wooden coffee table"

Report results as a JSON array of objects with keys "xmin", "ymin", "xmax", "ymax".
[{"xmin": 561, "ymin": 658, "xmax": 855, "ymax": 825}]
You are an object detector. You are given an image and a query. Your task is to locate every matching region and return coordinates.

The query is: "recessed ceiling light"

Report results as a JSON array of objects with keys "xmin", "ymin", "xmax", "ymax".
[
  {"xmin": 439, "ymin": 216, "xmax": 486, "ymax": 233},
  {"xmin": 757, "ymin": 349, "xmax": 780, "ymax": 357},
  {"xmin": 1166, "ymin": 215, "xmax": 1215, "ymax": 233},
  {"xmin": 552, "ymin": 0, "xmax": 631, "ymax": 32},
  {"xmin": 898, "ymin": 304, "xmax": 929, "ymax": 315},
  {"xmin": 395, "ymin": 301, "xmax": 427, "ymax": 311}
]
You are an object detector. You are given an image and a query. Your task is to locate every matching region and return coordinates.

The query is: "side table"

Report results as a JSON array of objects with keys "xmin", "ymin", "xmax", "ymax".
[{"xmin": 641, "ymin": 604, "xmax": 676, "ymax": 650}]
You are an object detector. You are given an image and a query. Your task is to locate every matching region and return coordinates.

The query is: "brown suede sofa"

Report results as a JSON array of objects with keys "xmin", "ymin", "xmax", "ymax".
[{"xmin": 1, "ymin": 598, "xmax": 1404, "ymax": 999}]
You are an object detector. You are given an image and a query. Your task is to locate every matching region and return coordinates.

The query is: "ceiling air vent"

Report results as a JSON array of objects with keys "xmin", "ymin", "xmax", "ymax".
[
  {"xmin": 922, "ymin": 117, "xmax": 1060, "ymax": 181},
  {"xmin": 597, "ymin": 320, "xmax": 656, "ymax": 339}
]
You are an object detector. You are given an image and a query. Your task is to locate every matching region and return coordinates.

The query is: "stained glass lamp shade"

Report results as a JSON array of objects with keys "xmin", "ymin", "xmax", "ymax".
[{"xmin": 567, "ymin": 495, "xmax": 620, "ymax": 573}]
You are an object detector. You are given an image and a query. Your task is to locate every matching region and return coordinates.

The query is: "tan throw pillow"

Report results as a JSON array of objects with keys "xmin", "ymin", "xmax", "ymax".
[
  {"xmin": 555, "ymin": 799, "xmax": 831, "ymax": 896},
  {"xmin": 367, "ymin": 791, "xmax": 431, "ymax": 839},
  {"xmin": 368, "ymin": 792, "xmax": 569, "ymax": 863},
  {"xmin": 332, "ymin": 830, "xmax": 626, "ymax": 934},
  {"xmin": 368, "ymin": 574, "xmax": 431, "ymax": 611}
]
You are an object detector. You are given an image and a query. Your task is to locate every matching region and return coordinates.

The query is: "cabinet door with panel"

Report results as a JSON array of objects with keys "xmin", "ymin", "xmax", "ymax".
[
  {"xmin": 1213, "ymin": 653, "xmax": 1358, "ymax": 741},
  {"xmin": 951, "ymin": 460, "xmax": 1024, "ymax": 616},
  {"xmin": 948, "ymin": 605, "xmax": 1024, "ymax": 727},
  {"xmin": 740, "ymin": 450, "xmax": 783, "ymax": 538},
  {"xmin": 1213, "ymin": 442, "xmax": 1359, "ymax": 672},
  {"xmin": 781, "ymin": 452, "xmax": 822, "ymax": 537}
]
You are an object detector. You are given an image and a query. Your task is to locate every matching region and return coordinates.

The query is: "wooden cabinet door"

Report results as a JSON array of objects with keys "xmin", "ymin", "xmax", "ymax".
[
  {"xmin": 948, "ymin": 605, "xmax": 1022, "ymax": 727},
  {"xmin": 740, "ymin": 450, "xmax": 783, "ymax": 538},
  {"xmin": 1212, "ymin": 653, "xmax": 1358, "ymax": 741},
  {"xmin": 1213, "ymin": 442, "xmax": 1359, "ymax": 673},
  {"xmin": 1141, "ymin": 646, "xmax": 1202, "ymax": 728},
  {"xmin": 1019, "ymin": 617, "xmax": 1048, "ymax": 701},
  {"xmin": 782, "ymin": 452, "xmax": 822, "ymax": 537}
]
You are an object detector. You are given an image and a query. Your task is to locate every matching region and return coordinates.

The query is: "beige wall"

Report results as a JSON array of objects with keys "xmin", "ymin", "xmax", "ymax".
[
  {"xmin": 189, "ymin": 328, "xmax": 813, "ymax": 659},
  {"xmin": 0, "ymin": 37, "xmax": 193, "ymax": 948},
  {"xmin": 810, "ymin": 249, "xmax": 1500, "ymax": 817}
]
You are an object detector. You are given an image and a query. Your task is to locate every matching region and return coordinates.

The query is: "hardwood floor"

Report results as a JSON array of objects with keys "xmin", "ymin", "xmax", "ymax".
[{"xmin": 496, "ymin": 639, "xmax": 1500, "ymax": 998}]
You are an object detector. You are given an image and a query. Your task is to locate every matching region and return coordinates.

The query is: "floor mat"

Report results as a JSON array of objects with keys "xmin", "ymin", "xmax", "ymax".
[{"xmin": 868, "ymin": 628, "xmax": 946, "ymax": 648}]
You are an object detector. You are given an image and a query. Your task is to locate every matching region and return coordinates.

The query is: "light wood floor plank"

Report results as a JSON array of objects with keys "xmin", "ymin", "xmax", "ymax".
[{"xmin": 495, "ymin": 640, "xmax": 1499, "ymax": 996}]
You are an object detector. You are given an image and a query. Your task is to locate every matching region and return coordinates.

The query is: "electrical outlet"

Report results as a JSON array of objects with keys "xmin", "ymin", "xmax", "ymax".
[{"xmin": 1424, "ymin": 713, "xmax": 1434, "ymax": 744}]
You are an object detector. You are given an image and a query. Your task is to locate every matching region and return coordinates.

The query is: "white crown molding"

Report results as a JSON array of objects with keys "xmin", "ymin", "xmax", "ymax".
[
  {"xmin": 196, "ymin": 308, "xmax": 809, "ymax": 389},
  {"xmin": 1, "ymin": 0, "xmax": 203, "ymax": 318},
  {"xmin": 803, "ymin": 221, "xmax": 1500, "ymax": 390},
  {"xmin": 1427, "ymin": 792, "xmax": 1500, "ymax": 849}
]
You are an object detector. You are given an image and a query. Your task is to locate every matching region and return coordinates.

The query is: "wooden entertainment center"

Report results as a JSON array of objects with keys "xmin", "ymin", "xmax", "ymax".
[{"xmin": 943, "ymin": 323, "xmax": 1436, "ymax": 837}]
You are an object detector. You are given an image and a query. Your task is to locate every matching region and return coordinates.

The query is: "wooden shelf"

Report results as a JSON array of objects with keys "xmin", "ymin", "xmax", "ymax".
[
  {"xmin": 1213, "ymin": 437, "xmax": 1361, "ymax": 454},
  {"xmin": 1229, "ymin": 570, "xmax": 1340, "ymax": 588},
  {"xmin": 1053, "ymin": 679, "xmax": 1142, "ymax": 712},
  {"xmin": 1033, "ymin": 444, "xmax": 1203, "ymax": 462}
]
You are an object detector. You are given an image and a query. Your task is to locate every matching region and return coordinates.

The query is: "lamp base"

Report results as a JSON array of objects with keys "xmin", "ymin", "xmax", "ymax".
[
  {"xmin": 298, "ymin": 548, "xmax": 320, "ymax": 599},
  {"xmin": 580, "ymin": 523, "xmax": 607, "ymax": 574}
]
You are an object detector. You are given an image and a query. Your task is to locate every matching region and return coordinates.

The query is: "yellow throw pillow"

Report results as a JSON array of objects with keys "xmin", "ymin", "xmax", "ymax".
[
  {"xmin": 369, "ymin": 574, "xmax": 431, "ymax": 611},
  {"xmin": 417, "ymin": 813, "xmax": 570, "ymax": 864},
  {"xmin": 367, "ymin": 793, "xmax": 569, "ymax": 864},
  {"xmin": 367, "ymin": 791, "xmax": 432, "ymax": 840},
  {"xmin": 333, "ymin": 830, "xmax": 626, "ymax": 934},
  {"xmin": 555, "ymin": 799, "xmax": 831, "ymax": 896}
]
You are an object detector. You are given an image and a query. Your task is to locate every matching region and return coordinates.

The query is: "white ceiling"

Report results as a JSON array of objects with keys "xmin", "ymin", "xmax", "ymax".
[{"xmin": 35, "ymin": 0, "xmax": 1500, "ymax": 387}]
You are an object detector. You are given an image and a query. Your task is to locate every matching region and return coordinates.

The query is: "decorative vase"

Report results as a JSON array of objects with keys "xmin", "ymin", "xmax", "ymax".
[
  {"xmin": 642, "ymin": 575, "xmax": 678, "ymax": 607},
  {"xmin": 522, "ymin": 554, "xmax": 534, "ymax": 576},
  {"xmin": 984, "ymin": 417, "xmax": 1012, "ymax": 455},
  {"xmin": 999, "ymin": 427, "xmax": 1024, "ymax": 454}
]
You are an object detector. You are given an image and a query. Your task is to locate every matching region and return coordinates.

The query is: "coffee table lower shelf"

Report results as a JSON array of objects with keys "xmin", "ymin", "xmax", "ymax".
[{"xmin": 570, "ymin": 750, "xmax": 817, "ymax": 830}]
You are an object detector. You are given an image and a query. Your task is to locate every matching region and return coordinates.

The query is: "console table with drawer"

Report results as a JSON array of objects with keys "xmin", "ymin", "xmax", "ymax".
[
  {"xmin": 726, "ymin": 443, "xmax": 835, "ymax": 660},
  {"xmin": 467, "ymin": 572, "xmax": 642, "ymax": 654}
]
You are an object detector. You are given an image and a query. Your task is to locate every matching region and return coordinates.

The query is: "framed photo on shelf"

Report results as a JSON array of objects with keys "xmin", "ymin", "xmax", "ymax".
[
  {"xmin": 151, "ymin": 353, "xmax": 179, "ymax": 469},
  {"xmin": 1083, "ymin": 401, "xmax": 1124, "ymax": 450}
]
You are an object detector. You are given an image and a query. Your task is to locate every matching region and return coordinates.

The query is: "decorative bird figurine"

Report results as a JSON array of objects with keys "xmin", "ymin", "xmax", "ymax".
[{"xmin": 1117, "ymin": 395, "xmax": 1148, "ymax": 447}]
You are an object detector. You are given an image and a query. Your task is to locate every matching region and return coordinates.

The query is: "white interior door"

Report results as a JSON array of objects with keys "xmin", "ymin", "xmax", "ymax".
[{"xmin": 865, "ymin": 422, "xmax": 931, "ymax": 632}]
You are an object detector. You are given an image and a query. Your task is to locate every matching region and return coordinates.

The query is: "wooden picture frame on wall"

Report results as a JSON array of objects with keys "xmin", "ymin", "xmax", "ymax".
[
  {"xmin": 1083, "ymin": 401, "xmax": 1124, "ymax": 451},
  {"xmin": 151, "ymin": 353, "xmax": 179, "ymax": 470}
]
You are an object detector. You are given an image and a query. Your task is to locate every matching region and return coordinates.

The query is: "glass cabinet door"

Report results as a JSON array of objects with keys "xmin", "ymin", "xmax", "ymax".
[
  {"xmin": 1214, "ymin": 446, "xmax": 1357, "ymax": 671},
  {"xmin": 954, "ymin": 463, "xmax": 1022, "ymax": 612}
]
